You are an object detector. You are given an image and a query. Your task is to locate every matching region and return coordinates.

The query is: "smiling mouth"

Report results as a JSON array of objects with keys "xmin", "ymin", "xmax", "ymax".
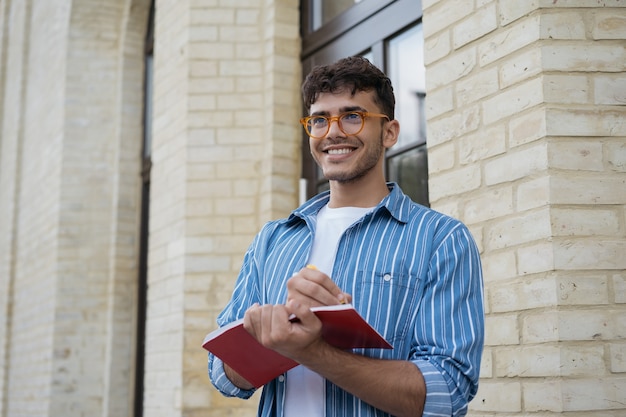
[{"xmin": 326, "ymin": 148, "xmax": 353, "ymax": 155}]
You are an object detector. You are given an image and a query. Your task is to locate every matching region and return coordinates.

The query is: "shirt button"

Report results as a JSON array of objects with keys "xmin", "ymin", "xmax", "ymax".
[
  {"xmin": 278, "ymin": 375, "xmax": 285, "ymax": 382},
  {"xmin": 383, "ymin": 273, "xmax": 392, "ymax": 282}
]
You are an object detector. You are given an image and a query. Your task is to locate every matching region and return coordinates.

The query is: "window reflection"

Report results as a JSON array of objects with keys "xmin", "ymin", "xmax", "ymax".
[
  {"xmin": 312, "ymin": 0, "xmax": 363, "ymax": 30},
  {"xmin": 387, "ymin": 25, "xmax": 426, "ymax": 148},
  {"xmin": 386, "ymin": 24, "xmax": 429, "ymax": 206},
  {"xmin": 388, "ymin": 146, "xmax": 429, "ymax": 207}
]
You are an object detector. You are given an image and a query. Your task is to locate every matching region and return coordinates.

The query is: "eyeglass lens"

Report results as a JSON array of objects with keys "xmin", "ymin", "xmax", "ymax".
[{"xmin": 305, "ymin": 113, "xmax": 364, "ymax": 138}]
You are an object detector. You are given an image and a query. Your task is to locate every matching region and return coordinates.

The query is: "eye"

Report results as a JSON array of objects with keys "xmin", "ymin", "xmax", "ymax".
[
  {"xmin": 310, "ymin": 116, "xmax": 328, "ymax": 127},
  {"xmin": 341, "ymin": 112, "xmax": 362, "ymax": 124}
]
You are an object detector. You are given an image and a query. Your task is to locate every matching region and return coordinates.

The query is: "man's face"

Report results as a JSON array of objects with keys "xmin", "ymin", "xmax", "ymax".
[{"xmin": 308, "ymin": 90, "xmax": 398, "ymax": 184}]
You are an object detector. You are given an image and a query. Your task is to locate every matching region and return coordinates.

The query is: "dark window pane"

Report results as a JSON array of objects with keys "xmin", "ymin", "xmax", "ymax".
[{"xmin": 388, "ymin": 145, "xmax": 429, "ymax": 207}]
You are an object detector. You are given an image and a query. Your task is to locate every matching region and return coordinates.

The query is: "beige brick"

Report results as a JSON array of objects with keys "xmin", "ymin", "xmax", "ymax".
[
  {"xmin": 496, "ymin": 345, "xmax": 561, "ymax": 377},
  {"xmin": 509, "ymin": 107, "xmax": 547, "ymax": 148},
  {"xmin": 561, "ymin": 344, "xmax": 607, "ymax": 376},
  {"xmin": 540, "ymin": 11, "xmax": 586, "ymax": 40},
  {"xmin": 467, "ymin": 225, "xmax": 484, "ymax": 253},
  {"xmin": 190, "ymin": 7, "xmax": 236, "ymax": 26},
  {"xmin": 484, "ymin": 142, "xmax": 548, "ymax": 186},
  {"xmin": 189, "ymin": 42, "xmax": 235, "ymax": 59},
  {"xmin": 517, "ymin": 241, "xmax": 554, "ymax": 275},
  {"xmin": 592, "ymin": 10, "xmax": 626, "ymax": 40},
  {"xmin": 548, "ymin": 140, "xmax": 604, "ymax": 171},
  {"xmin": 485, "ymin": 314, "xmax": 520, "ymax": 345},
  {"xmin": 422, "ymin": 0, "xmax": 475, "ymax": 37},
  {"xmin": 431, "ymin": 200, "xmax": 460, "ymax": 219},
  {"xmin": 426, "ymin": 84, "xmax": 454, "ymax": 119},
  {"xmin": 614, "ymin": 273, "xmax": 626, "ymax": 303},
  {"xmin": 429, "ymin": 163, "xmax": 481, "ymax": 201},
  {"xmin": 606, "ymin": 140, "xmax": 626, "ymax": 172},
  {"xmin": 427, "ymin": 105, "xmax": 480, "ymax": 146},
  {"xmin": 478, "ymin": 14, "xmax": 540, "ymax": 66},
  {"xmin": 542, "ymin": 43, "xmax": 626, "ymax": 72},
  {"xmin": 456, "ymin": 67, "xmax": 499, "ymax": 107},
  {"xmin": 558, "ymin": 309, "xmax": 625, "ymax": 341},
  {"xmin": 562, "ymin": 377, "xmax": 626, "ymax": 412},
  {"xmin": 550, "ymin": 174, "xmax": 626, "ymax": 205},
  {"xmin": 426, "ymin": 46, "xmax": 477, "ymax": 91},
  {"xmin": 556, "ymin": 274, "xmax": 610, "ymax": 305},
  {"xmin": 481, "ymin": 250, "xmax": 518, "ymax": 282},
  {"xmin": 544, "ymin": 74, "xmax": 589, "ymax": 104},
  {"xmin": 424, "ymin": 29, "xmax": 451, "ymax": 65},
  {"xmin": 551, "ymin": 207, "xmax": 621, "ymax": 237},
  {"xmin": 594, "ymin": 75, "xmax": 626, "ymax": 105},
  {"xmin": 490, "ymin": 275, "xmax": 557, "ymax": 312},
  {"xmin": 522, "ymin": 310, "xmax": 559, "ymax": 343},
  {"xmin": 464, "ymin": 187, "xmax": 513, "ymax": 224},
  {"xmin": 459, "ymin": 124, "xmax": 506, "ymax": 165},
  {"xmin": 428, "ymin": 142, "xmax": 455, "ymax": 174},
  {"xmin": 498, "ymin": 1, "xmax": 539, "ymax": 26},
  {"xmin": 609, "ymin": 343, "xmax": 626, "ymax": 373},
  {"xmin": 189, "ymin": 25, "xmax": 219, "ymax": 42},
  {"xmin": 469, "ymin": 380, "xmax": 522, "ymax": 412},
  {"xmin": 482, "ymin": 77, "xmax": 544, "ymax": 125},
  {"xmin": 554, "ymin": 239, "xmax": 626, "ymax": 270},
  {"xmin": 523, "ymin": 380, "xmax": 563, "ymax": 412},
  {"xmin": 480, "ymin": 348, "xmax": 493, "ymax": 378},
  {"xmin": 485, "ymin": 207, "xmax": 552, "ymax": 250},
  {"xmin": 500, "ymin": 47, "xmax": 543, "ymax": 88},
  {"xmin": 452, "ymin": 3, "xmax": 497, "ymax": 49}
]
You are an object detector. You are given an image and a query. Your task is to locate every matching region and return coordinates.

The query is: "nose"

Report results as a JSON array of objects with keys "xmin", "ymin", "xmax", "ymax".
[{"xmin": 325, "ymin": 116, "xmax": 344, "ymax": 138}]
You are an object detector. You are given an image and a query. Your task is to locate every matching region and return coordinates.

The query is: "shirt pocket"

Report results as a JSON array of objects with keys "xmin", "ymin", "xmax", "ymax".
[{"xmin": 350, "ymin": 269, "xmax": 423, "ymax": 354}]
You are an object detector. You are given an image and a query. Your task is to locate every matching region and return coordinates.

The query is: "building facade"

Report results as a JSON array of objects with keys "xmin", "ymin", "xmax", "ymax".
[{"xmin": 0, "ymin": 1, "xmax": 624, "ymax": 416}]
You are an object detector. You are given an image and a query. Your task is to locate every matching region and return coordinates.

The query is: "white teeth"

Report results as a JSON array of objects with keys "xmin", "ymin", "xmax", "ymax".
[{"xmin": 327, "ymin": 148, "xmax": 352, "ymax": 155}]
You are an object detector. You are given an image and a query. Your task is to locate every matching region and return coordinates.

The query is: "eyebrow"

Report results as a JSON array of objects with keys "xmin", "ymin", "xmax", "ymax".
[{"xmin": 309, "ymin": 106, "xmax": 367, "ymax": 116}]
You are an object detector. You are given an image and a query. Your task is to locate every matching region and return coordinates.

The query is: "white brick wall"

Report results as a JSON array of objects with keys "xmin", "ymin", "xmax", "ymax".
[
  {"xmin": 146, "ymin": 1, "xmax": 301, "ymax": 416},
  {"xmin": 0, "ymin": 0, "xmax": 149, "ymax": 416},
  {"xmin": 424, "ymin": 1, "xmax": 626, "ymax": 415}
]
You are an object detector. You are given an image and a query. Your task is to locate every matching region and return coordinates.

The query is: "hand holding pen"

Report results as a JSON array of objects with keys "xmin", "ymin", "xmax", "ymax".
[{"xmin": 285, "ymin": 264, "xmax": 352, "ymax": 309}]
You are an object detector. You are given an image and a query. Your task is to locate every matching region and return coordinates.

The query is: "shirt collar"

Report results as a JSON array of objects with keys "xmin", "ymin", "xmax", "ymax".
[{"xmin": 288, "ymin": 182, "xmax": 412, "ymax": 225}]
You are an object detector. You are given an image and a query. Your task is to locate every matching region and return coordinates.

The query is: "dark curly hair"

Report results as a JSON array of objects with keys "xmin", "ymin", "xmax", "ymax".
[{"xmin": 301, "ymin": 56, "xmax": 395, "ymax": 120}]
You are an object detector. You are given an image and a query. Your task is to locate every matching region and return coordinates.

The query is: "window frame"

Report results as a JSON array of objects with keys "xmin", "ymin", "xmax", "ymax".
[{"xmin": 300, "ymin": 0, "xmax": 425, "ymax": 201}]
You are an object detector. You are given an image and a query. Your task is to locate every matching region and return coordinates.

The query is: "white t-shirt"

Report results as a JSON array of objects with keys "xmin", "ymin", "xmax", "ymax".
[{"xmin": 284, "ymin": 204, "xmax": 373, "ymax": 417}]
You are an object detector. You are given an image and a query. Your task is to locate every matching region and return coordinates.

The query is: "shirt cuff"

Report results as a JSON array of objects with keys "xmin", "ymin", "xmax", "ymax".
[
  {"xmin": 413, "ymin": 360, "xmax": 452, "ymax": 417},
  {"xmin": 208, "ymin": 354, "xmax": 256, "ymax": 399}
]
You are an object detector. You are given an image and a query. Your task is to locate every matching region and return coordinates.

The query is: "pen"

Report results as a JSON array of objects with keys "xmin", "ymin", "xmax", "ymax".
[{"xmin": 306, "ymin": 264, "xmax": 347, "ymax": 304}]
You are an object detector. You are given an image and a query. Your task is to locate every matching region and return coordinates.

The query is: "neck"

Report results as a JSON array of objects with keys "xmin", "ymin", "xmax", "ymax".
[{"xmin": 327, "ymin": 177, "xmax": 389, "ymax": 208}]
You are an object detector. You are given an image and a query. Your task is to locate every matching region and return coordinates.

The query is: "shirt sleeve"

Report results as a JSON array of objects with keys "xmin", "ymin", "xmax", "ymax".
[
  {"xmin": 414, "ymin": 222, "xmax": 485, "ymax": 416},
  {"xmin": 413, "ymin": 360, "xmax": 452, "ymax": 416},
  {"xmin": 207, "ymin": 234, "xmax": 263, "ymax": 397},
  {"xmin": 208, "ymin": 354, "xmax": 257, "ymax": 399}
]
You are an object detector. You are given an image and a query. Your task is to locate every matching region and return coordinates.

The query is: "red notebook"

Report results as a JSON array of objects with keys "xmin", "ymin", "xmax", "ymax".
[{"xmin": 203, "ymin": 304, "xmax": 392, "ymax": 388}]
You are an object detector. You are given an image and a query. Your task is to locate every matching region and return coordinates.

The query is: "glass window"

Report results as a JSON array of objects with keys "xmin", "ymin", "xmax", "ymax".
[
  {"xmin": 312, "ymin": 0, "xmax": 363, "ymax": 30},
  {"xmin": 387, "ymin": 145, "xmax": 429, "ymax": 206},
  {"xmin": 300, "ymin": 0, "xmax": 425, "ymax": 201},
  {"xmin": 387, "ymin": 25, "xmax": 426, "ymax": 148},
  {"xmin": 386, "ymin": 24, "xmax": 429, "ymax": 206}
]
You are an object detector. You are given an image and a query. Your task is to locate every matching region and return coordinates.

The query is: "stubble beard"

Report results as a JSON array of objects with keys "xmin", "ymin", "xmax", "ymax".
[{"xmin": 317, "ymin": 134, "xmax": 384, "ymax": 184}]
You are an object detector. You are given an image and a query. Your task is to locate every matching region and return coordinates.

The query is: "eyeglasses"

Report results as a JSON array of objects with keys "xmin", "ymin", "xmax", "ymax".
[{"xmin": 300, "ymin": 111, "xmax": 390, "ymax": 139}]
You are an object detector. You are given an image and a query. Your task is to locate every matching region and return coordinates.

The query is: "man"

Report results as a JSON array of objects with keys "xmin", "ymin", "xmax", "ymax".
[{"xmin": 208, "ymin": 56, "xmax": 484, "ymax": 417}]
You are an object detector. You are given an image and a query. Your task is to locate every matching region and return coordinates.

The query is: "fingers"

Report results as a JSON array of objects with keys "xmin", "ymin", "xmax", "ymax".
[
  {"xmin": 286, "ymin": 266, "xmax": 350, "ymax": 307},
  {"xmin": 244, "ymin": 303, "xmax": 290, "ymax": 345},
  {"xmin": 242, "ymin": 302, "xmax": 323, "ymax": 358}
]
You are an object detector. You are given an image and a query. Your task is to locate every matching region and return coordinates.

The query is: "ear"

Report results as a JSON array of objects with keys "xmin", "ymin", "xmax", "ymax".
[{"xmin": 382, "ymin": 119, "xmax": 400, "ymax": 149}]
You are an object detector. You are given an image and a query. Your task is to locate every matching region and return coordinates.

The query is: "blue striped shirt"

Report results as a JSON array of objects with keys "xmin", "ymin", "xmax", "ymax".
[{"xmin": 208, "ymin": 183, "xmax": 484, "ymax": 416}]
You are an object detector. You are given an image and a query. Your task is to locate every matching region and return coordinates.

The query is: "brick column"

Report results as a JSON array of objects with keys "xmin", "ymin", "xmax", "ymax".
[
  {"xmin": 423, "ymin": 1, "xmax": 626, "ymax": 415},
  {"xmin": 147, "ymin": 1, "xmax": 301, "ymax": 416}
]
